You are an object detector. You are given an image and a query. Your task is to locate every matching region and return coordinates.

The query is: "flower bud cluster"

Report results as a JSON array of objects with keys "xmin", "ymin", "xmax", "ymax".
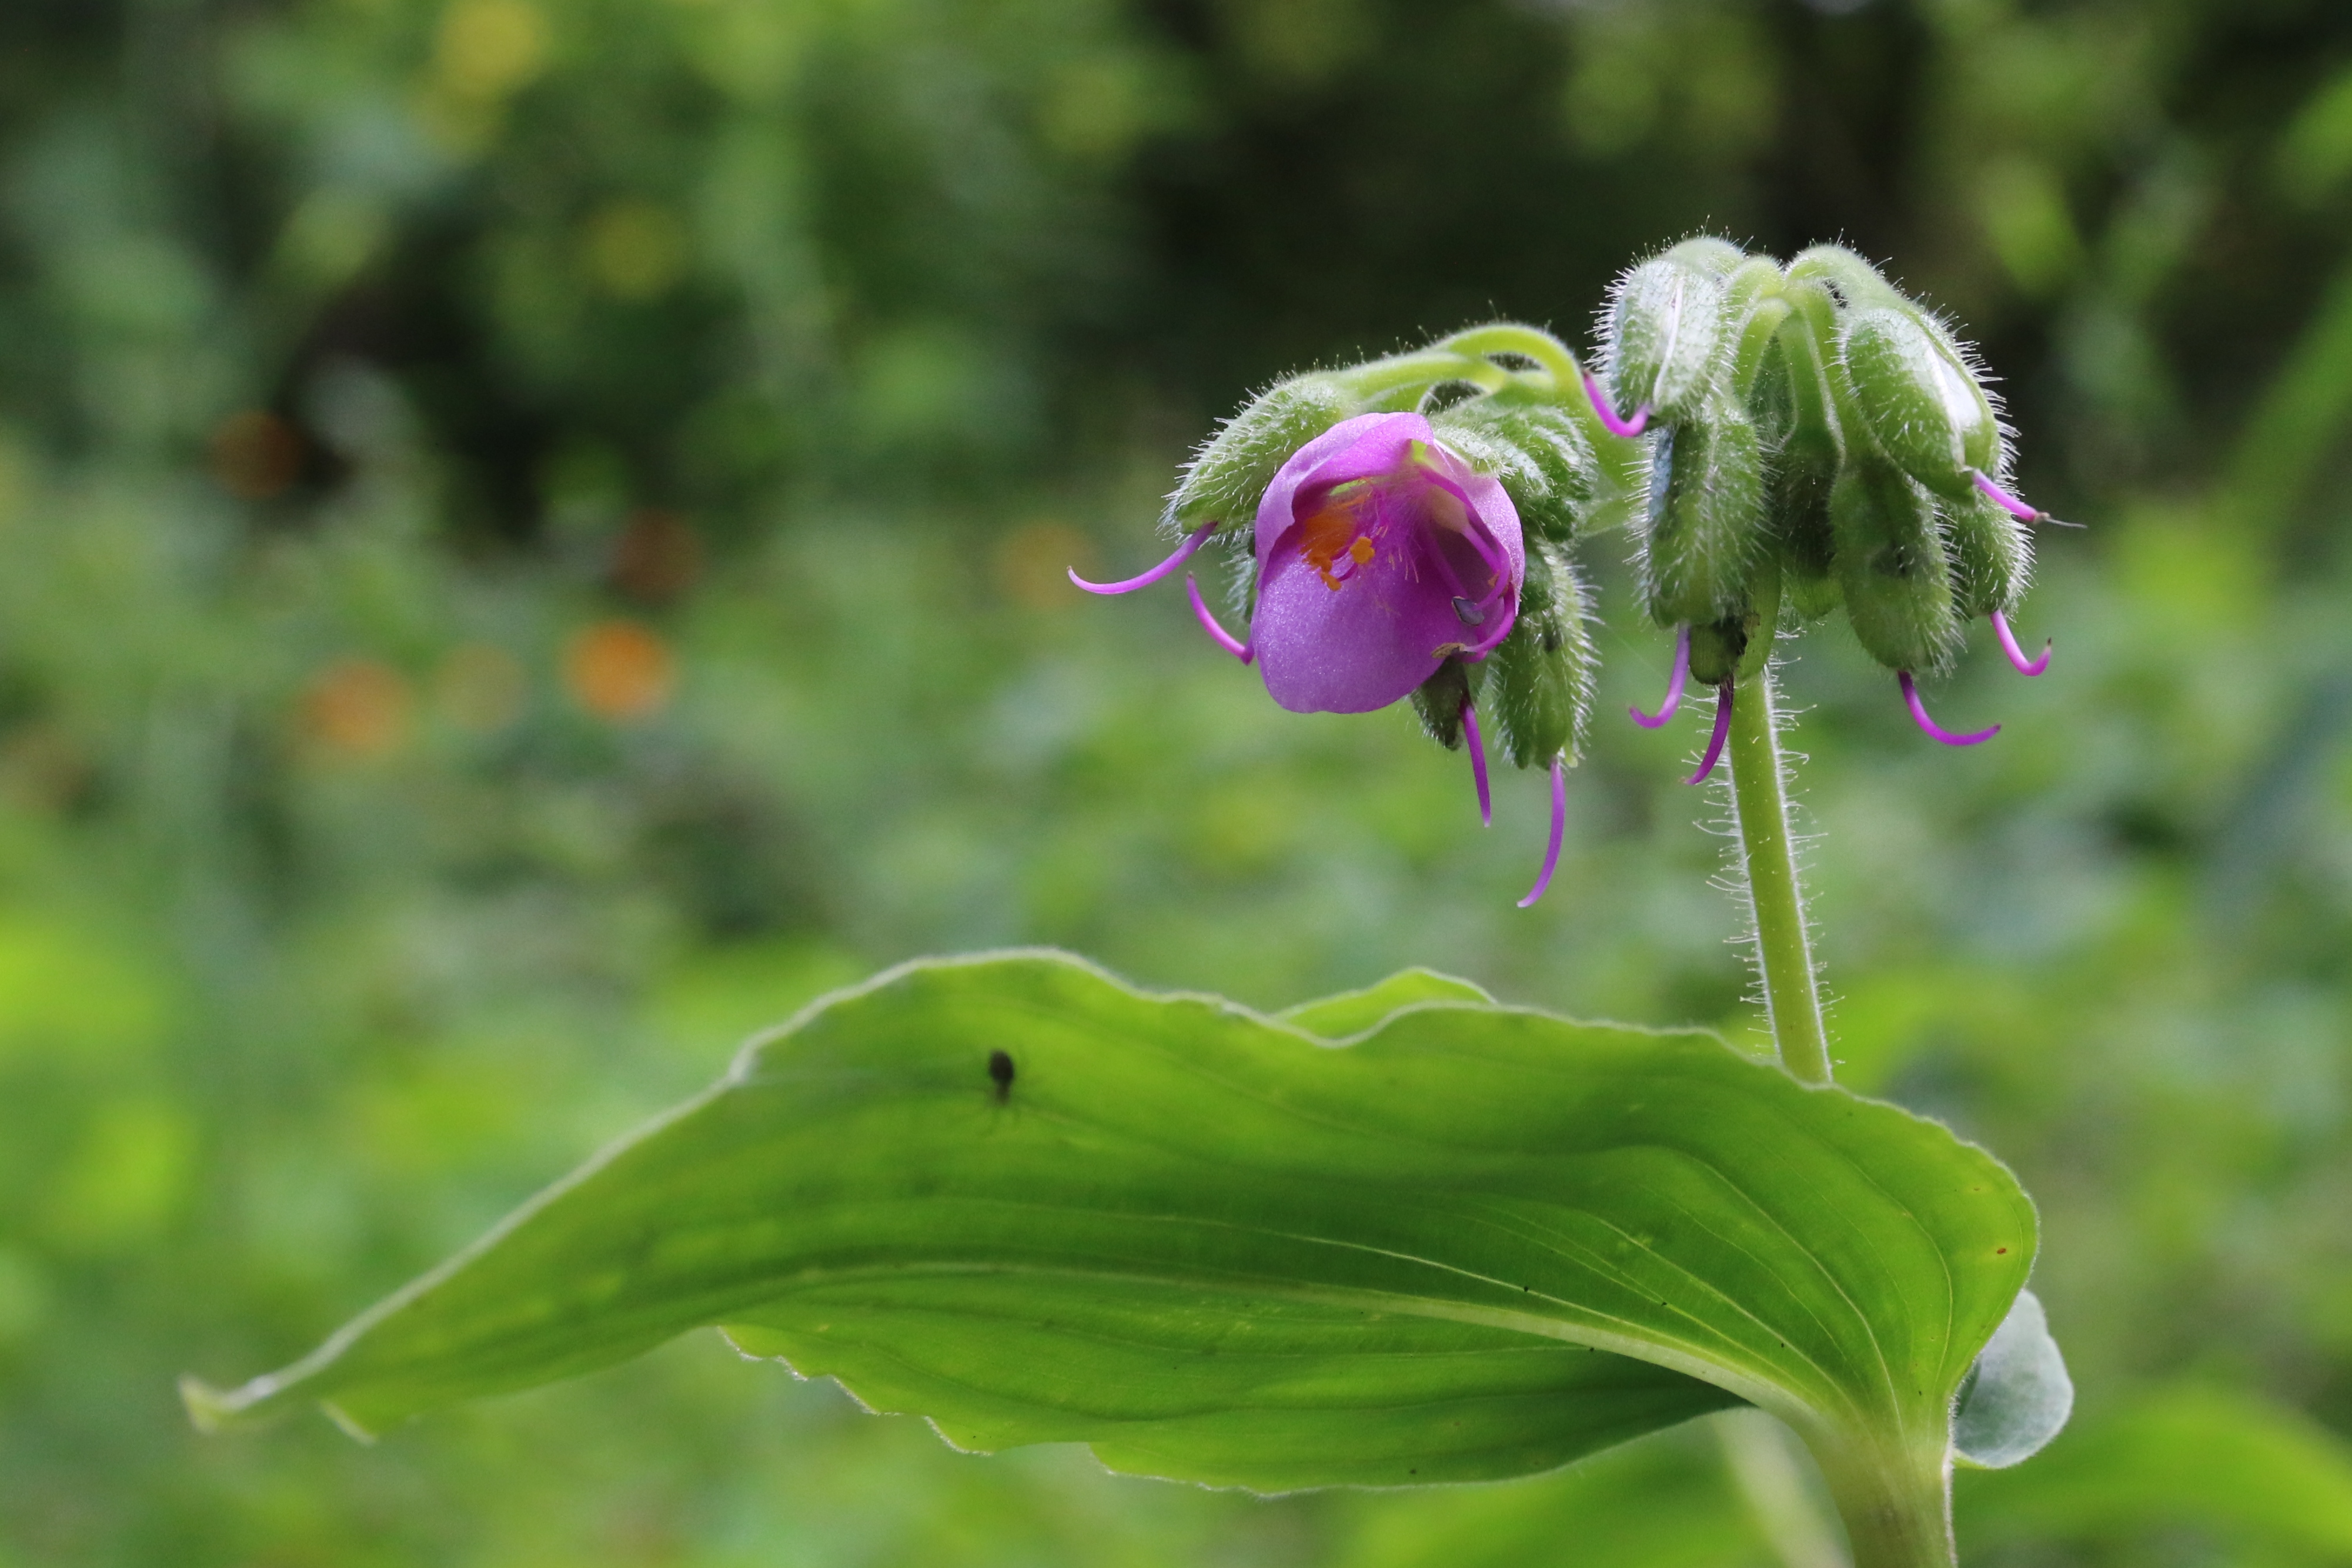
[
  {"xmin": 1084, "ymin": 248, "xmax": 2058, "ymax": 904},
  {"xmin": 1601, "ymin": 239, "xmax": 2033, "ymax": 681}
]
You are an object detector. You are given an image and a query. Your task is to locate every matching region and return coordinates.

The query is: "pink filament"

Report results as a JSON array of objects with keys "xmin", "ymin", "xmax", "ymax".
[
  {"xmin": 1989, "ymin": 611, "xmax": 2050, "ymax": 677},
  {"xmin": 1970, "ymin": 470, "xmax": 2043, "ymax": 524},
  {"xmin": 1581, "ymin": 369, "xmax": 1651, "ymax": 439},
  {"xmin": 1461, "ymin": 698, "xmax": 1492, "ymax": 828},
  {"xmin": 1900, "ymin": 671, "xmax": 1999, "ymax": 745},
  {"xmin": 1686, "ymin": 681, "xmax": 1733, "ymax": 785},
  {"xmin": 1184, "ymin": 574, "xmax": 1253, "ymax": 663},
  {"xmin": 1632, "ymin": 624, "xmax": 1689, "ymax": 728},
  {"xmin": 1516, "ymin": 755, "xmax": 1568, "ymax": 909},
  {"xmin": 1069, "ymin": 520, "xmax": 1217, "ymax": 595}
]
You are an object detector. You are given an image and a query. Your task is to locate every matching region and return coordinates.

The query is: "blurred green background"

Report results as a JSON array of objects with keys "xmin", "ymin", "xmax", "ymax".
[{"xmin": 9, "ymin": 0, "xmax": 2352, "ymax": 1562}]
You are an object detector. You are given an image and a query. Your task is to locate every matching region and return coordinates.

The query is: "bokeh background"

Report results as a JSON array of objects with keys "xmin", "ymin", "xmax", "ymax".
[{"xmin": 8, "ymin": 0, "xmax": 2352, "ymax": 1562}]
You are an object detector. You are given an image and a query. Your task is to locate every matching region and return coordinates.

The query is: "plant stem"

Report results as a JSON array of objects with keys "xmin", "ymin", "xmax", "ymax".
[
  {"xmin": 1723, "ymin": 664, "xmax": 1832, "ymax": 1085},
  {"xmin": 1725, "ymin": 672, "xmax": 1959, "ymax": 1564},
  {"xmin": 1810, "ymin": 1431, "xmax": 1957, "ymax": 1568}
]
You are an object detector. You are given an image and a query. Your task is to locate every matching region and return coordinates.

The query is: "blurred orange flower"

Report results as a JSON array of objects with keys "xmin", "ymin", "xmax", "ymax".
[
  {"xmin": 564, "ymin": 620, "xmax": 673, "ymax": 721},
  {"xmin": 302, "ymin": 660, "xmax": 412, "ymax": 758}
]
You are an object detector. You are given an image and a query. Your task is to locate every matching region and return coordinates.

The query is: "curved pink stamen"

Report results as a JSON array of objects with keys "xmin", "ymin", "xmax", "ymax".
[
  {"xmin": 1516, "ymin": 755, "xmax": 1567, "ymax": 909},
  {"xmin": 1969, "ymin": 469, "xmax": 2044, "ymax": 525},
  {"xmin": 1581, "ymin": 370, "xmax": 1651, "ymax": 439},
  {"xmin": 1069, "ymin": 520, "xmax": 1217, "ymax": 595},
  {"xmin": 1184, "ymin": 574, "xmax": 1252, "ymax": 663},
  {"xmin": 1989, "ymin": 611, "xmax": 2049, "ymax": 676},
  {"xmin": 1685, "ymin": 681, "xmax": 1732, "ymax": 785},
  {"xmin": 1632, "ymin": 624, "xmax": 1689, "ymax": 728},
  {"xmin": 1461, "ymin": 698, "xmax": 1492, "ymax": 828},
  {"xmin": 1900, "ymin": 671, "xmax": 1999, "ymax": 745}
]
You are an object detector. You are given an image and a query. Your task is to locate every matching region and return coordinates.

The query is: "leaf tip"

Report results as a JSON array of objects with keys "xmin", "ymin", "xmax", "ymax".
[{"xmin": 179, "ymin": 1374, "xmax": 238, "ymax": 1435}]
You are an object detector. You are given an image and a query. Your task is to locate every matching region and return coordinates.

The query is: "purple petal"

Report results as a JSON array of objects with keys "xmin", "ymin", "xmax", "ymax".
[
  {"xmin": 1251, "ymin": 521, "xmax": 1471, "ymax": 712},
  {"xmin": 1989, "ymin": 611, "xmax": 2050, "ymax": 677},
  {"xmin": 1969, "ymin": 469, "xmax": 2043, "ymax": 524},
  {"xmin": 1070, "ymin": 520, "xmax": 1218, "ymax": 595},
  {"xmin": 1581, "ymin": 369, "xmax": 1651, "ymax": 438},
  {"xmin": 1517, "ymin": 757, "xmax": 1568, "ymax": 908},
  {"xmin": 1250, "ymin": 416, "xmax": 1525, "ymax": 714},
  {"xmin": 1462, "ymin": 698, "xmax": 1492, "ymax": 827},
  {"xmin": 1252, "ymin": 413, "xmax": 1429, "ymax": 574},
  {"xmin": 1632, "ymin": 625, "xmax": 1689, "ymax": 728},
  {"xmin": 1185, "ymin": 574, "xmax": 1253, "ymax": 663},
  {"xmin": 1900, "ymin": 671, "xmax": 1999, "ymax": 745},
  {"xmin": 1686, "ymin": 682, "xmax": 1732, "ymax": 785}
]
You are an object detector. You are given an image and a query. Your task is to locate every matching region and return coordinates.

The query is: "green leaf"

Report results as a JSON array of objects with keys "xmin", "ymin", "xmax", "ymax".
[
  {"xmin": 1276, "ymin": 968, "xmax": 1494, "ymax": 1038},
  {"xmin": 187, "ymin": 952, "xmax": 2034, "ymax": 1497},
  {"xmin": 1952, "ymin": 1288, "xmax": 2072, "ymax": 1469}
]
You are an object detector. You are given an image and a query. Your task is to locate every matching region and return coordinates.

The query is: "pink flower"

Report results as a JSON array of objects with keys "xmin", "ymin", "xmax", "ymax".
[
  {"xmin": 1250, "ymin": 413, "xmax": 1525, "ymax": 714},
  {"xmin": 1071, "ymin": 409, "xmax": 1558, "ymax": 905}
]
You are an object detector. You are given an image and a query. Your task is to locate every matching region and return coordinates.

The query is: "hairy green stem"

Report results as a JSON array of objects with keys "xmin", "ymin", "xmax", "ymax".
[
  {"xmin": 1724, "ymin": 664, "xmax": 1832, "ymax": 1085},
  {"xmin": 1810, "ymin": 1431, "xmax": 1957, "ymax": 1568},
  {"xmin": 1724, "ymin": 671, "xmax": 1959, "ymax": 1564}
]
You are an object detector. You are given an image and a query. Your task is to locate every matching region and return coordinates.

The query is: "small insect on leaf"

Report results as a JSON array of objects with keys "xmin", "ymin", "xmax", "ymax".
[{"xmin": 987, "ymin": 1049, "xmax": 1015, "ymax": 1104}]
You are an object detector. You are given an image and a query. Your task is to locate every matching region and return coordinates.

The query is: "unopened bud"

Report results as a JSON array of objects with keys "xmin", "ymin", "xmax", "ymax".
[
  {"xmin": 1606, "ymin": 250, "xmax": 1733, "ymax": 425},
  {"xmin": 1942, "ymin": 487, "xmax": 2033, "ymax": 617},
  {"xmin": 1786, "ymin": 244, "xmax": 1905, "ymax": 312},
  {"xmin": 1832, "ymin": 454, "xmax": 1962, "ymax": 674},
  {"xmin": 1687, "ymin": 555, "xmax": 1782, "ymax": 686},
  {"xmin": 1639, "ymin": 407, "xmax": 1767, "ymax": 627},
  {"xmin": 1168, "ymin": 374, "xmax": 1353, "ymax": 532},
  {"xmin": 1838, "ymin": 307, "xmax": 2002, "ymax": 499},
  {"xmin": 1489, "ymin": 543, "xmax": 1597, "ymax": 767},
  {"xmin": 1429, "ymin": 387, "xmax": 1597, "ymax": 547},
  {"xmin": 1409, "ymin": 656, "xmax": 1483, "ymax": 751}
]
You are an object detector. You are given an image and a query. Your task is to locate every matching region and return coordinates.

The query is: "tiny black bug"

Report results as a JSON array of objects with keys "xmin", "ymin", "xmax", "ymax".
[{"xmin": 987, "ymin": 1049, "xmax": 1015, "ymax": 1104}]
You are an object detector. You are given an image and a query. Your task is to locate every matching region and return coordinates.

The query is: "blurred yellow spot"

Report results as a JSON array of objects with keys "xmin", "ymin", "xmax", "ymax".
[
  {"xmin": 209, "ymin": 410, "xmax": 303, "ymax": 500},
  {"xmin": 0, "ymin": 911, "xmax": 168, "ymax": 1067},
  {"xmin": 49, "ymin": 1099, "xmax": 195, "ymax": 1252},
  {"xmin": 302, "ymin": 659, "xmax": 413, "ymax": 759},
  {"xmin": 565, "ymin": 619, "xmax": 674, "ymax": 721},
  {"xmin": 586, "ymin": 200, "xmax": 689, "ymax": 300},
  {"xmin": 994, "ymin": 521, "xmax": 1097, "ymax": 610},
  {"xmin": 435, "ymin": 643, "xmax": 528, "ymax": 733},
  {"xmin": 435, "ymin": 0, "xmax": 549, "ymax": 103}
]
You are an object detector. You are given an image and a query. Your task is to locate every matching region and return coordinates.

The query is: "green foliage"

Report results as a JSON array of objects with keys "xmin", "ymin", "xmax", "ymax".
[{"xmin": 193, "ymin": 952, "xmax": 2030, "ymax": 1506}]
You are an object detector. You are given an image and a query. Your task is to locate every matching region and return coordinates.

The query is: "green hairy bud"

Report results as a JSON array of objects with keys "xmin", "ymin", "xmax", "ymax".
[
  {"xmin": 1168, "ymin": 373, "xmax": 1353, "ymax": 532},
  {"xmin": 1832, "ymin": 454, "xmax": 1962, "ymax": 674},
  {"xmin": 1606, "ymin": 250, "xmax": 1733, "ymax": 425},
  {"xmin": 1686, "ymin": 554, "xmax": 1782, "ymax": 687},
  {"xmin": 1942, "ymin": 488, "xmax": 2033, "ymax": 617},
  {"xmin": 1838, "ymin": 307, "xmax": 2003, "ymax": 500},
  {"xmin": 1409, "ymin": 656, "xmax": 1484, "ymax": 751},
  {"xmin": 1489, "ymin": 542, "xmax": 1598, "ymax": 767},
  {"xmin": 1786, "ymin": 243, "xmax": 1907, "ymax": 312},
  {"xmin": 1429, "ymin": 387, "xmax": 1596, "ymax": 547},
  {"xmin": 1638, "ymin": 404, "xmax": 1766, "ymax": 627}
]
